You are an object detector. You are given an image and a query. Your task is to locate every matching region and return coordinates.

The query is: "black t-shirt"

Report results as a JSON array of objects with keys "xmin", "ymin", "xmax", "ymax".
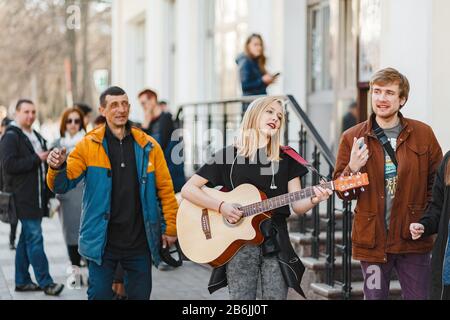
[
  {"xmin": 196, "ymin": 146, "xmax": 308, "ymax": 217},
  {"xmin": 105, "ymin": 124, "xmax": 148, "ymax": 255}
]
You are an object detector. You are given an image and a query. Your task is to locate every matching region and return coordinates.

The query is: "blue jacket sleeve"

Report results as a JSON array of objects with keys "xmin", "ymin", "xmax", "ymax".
[{"xmin": 238, "ymin": 59, "xmax": 266, "ymax": 92}]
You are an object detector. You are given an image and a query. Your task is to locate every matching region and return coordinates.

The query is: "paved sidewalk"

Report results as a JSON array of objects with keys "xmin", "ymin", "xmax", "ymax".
[
  {"xmin": 0, "ymin": 216, "xmax": 304, "ymax": 300},
  {"xmin": 0, "ymin": 216, "xmax": 229, "ymax": 300}
]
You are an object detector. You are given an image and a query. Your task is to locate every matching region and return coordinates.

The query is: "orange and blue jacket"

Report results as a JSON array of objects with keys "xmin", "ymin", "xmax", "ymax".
[{"xmin": 47, "ymin": 124, "xmax": 178, "ymax": 266}]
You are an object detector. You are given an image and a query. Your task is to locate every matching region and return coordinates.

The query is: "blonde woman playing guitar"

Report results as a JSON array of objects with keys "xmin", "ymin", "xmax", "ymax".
[{"xmin": 180, "ymin": 97, "xmax": 333, "ymax": 300}]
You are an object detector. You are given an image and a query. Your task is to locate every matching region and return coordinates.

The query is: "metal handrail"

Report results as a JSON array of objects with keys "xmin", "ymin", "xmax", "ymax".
[
  {"xmin": 285, "ymin": 95, "xmax": 335, "ymax": 166},
  {"xmin": 177, "ymin": 94, "xmax": 334, "ymax": 165}
]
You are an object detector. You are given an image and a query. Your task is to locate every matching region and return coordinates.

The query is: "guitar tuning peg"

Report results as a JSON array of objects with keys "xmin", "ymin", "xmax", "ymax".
[
  {"xmin": 344, "ymin": 191, "xmax": 350, "ymax": 197},
  {"xmin": 360, "ymin": 187, "xmax": 365, "ymax": 192},
  {"xmin": 353, "ymin": 189, "xmax": 356, "ymax": 194}
]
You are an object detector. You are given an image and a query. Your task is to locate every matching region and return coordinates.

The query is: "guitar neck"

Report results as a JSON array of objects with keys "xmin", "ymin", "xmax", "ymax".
[{"xmin": 239, "ymin": 181, "xmax": 335, "ymax": 217}]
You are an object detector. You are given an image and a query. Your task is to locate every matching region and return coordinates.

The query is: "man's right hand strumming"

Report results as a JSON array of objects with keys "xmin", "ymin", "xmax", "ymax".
[{"xmin": 47, "ymin": 147, "xmax": 67, "ymax": 170}]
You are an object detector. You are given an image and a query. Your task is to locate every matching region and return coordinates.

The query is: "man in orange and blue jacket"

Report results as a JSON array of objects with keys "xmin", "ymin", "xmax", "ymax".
[{"xmin": 46, "ymin": 86, "xmax": 178, "ymax": 300}]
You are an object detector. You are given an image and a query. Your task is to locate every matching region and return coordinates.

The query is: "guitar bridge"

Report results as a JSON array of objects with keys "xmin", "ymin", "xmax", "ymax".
[{"xmin": 201, "ymin": 209, "xmax": 212, "ymax": 240}]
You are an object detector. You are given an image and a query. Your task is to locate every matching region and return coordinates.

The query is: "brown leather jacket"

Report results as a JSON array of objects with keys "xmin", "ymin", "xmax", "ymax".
[{"xmin": 334, "ymin": 113, "xmax": 443, "ymax": 263}]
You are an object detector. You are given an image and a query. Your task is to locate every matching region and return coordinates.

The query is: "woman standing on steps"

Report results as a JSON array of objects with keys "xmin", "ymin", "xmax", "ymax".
[
  {"xmin": 181, "ymin": 96, "xmax": 332, "ymax": 300},
  {"xmin": 236, "ymin": 34, "xmax": 279, "ymax": 112}
]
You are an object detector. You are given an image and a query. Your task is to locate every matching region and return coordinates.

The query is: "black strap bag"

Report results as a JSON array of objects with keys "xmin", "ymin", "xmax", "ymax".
[
  {"xmin": 0, "ymin": 162, "xmax": 17, "ymax": 224},
  {"xmin": 0, "ymin": 191, "xmax": 17, "ymax": 224},
  {"xmin": 372, "ymin": 119, "xmax": 398, "ymax": 167}
]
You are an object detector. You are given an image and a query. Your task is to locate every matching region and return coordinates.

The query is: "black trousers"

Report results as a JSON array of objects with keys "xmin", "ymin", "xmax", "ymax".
[
  {"xmin": 9, "ymin": 221, "xmax": 18, "ymax": 244},
  {"xmin": 67, "ymin": 245, "xmax": 81, "ymax": 267}
]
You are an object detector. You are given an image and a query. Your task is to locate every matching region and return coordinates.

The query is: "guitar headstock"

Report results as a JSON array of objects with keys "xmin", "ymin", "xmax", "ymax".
[{"xmin": 333, "ymin": 173, "xmax": 369, "ymax": 192}]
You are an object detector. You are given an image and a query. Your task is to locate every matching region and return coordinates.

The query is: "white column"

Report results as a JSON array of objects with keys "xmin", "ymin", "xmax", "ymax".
[
  {"xmin": 111, "ymin": 0, "xmax": 124, "ymax": 87},
  {"xmin": 430, "ymin": 0, "xmax": 450, "ymax": 152},
  {"xmin": 173, "ymin": 0, "xmax": 210, "ymax": 105},
  {"xmin": 282, "ymin": 0, "xmax": 308, "ymax": 108},
  {"xmin": 144, "ymin": 0, "xmax": 166, "ymax": 97},
  {"xmin": 379, "ymin": 0, "xmax": 432, "ymax": 123},
  {"xmin": 379, "ymin": 0, "xmax": 449, "ymax": 151}
]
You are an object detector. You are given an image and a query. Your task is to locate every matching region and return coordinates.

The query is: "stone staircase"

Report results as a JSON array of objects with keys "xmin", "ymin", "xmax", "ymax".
[{"xmin": 288, "ymin": 211, "xmax": 402, "ymax": 300}]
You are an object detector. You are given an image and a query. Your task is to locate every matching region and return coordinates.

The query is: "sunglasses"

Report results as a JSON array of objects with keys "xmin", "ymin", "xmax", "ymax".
[{"xmin": 66, "ymin": 118, "xmax": 81, "ymax": 125}]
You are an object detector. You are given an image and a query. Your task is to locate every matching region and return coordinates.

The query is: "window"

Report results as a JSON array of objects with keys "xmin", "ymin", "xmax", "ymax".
[
  {"xmin": 309, "ymin": 2, "xmax": 332, "ymax": 93},
  {"xmin": 126, "ymin": 17, "xmax": 146, "ymax": 122},
  {"xmin": 134, "ymin": 20, "xmax": 146, "ymax": 91},
  {"xmin": 358, "ymin": 0, "xmax": 381, "ymax": 82},
  {"xmin": 213, "ymin": 0, "xmax": 249, "ymax": 98}
]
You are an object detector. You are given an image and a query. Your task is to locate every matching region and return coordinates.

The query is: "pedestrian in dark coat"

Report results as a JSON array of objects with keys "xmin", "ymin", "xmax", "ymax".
[
  {"xmin": 0, "ymin": 99, "xmax": 64, "ymax": 296},
  {"xmin": 411, "ymin": 151, "xmax": 450, "ymax": 299}
]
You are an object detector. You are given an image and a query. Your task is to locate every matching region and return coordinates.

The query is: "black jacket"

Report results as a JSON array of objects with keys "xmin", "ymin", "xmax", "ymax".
[
  {"xmin": 419, "ymin": 151, "xmax": 450, "ymax": 299},
  {"xmin": 0, "ymin": 125, "xmax": 51, "ymax": 219}
]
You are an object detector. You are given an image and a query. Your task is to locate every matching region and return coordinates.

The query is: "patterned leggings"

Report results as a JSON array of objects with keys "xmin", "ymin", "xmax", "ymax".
[{"xmin": 226, "ymin": 244, "xmax": 287, "ymax": 300}]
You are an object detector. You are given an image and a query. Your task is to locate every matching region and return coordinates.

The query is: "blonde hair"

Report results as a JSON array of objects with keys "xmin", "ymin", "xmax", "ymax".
[{"xmin": 234, "ymin": 97, "xmax": 285, "ymax": 161}]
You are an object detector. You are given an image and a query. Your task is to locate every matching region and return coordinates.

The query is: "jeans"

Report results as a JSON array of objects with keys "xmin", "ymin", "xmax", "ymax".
[
  {"xmin": 87, "ymin": 249, "xmax": 152, "ymax": 300},
  {"xmin": 360, "ymin": 252, "xmax": 431, "ymax": 300},
  {"xmin": 226, "ymin": 245, "xmax": 287, "ymax": 300},
  {"xmin": 15, "ymin": 218, "xmax": 54, "ymax": 288}
]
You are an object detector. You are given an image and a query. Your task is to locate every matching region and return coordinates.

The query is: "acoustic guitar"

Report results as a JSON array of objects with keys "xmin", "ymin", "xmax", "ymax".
[{"xmin": 177, "ymin": 173, "xmax": 369, "ymax": 267}]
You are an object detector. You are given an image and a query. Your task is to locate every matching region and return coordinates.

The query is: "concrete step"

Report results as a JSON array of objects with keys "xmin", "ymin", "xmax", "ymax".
[
  {"xmin": 299, "ymin": 257, "xmax": 365, "ymax": 294},
  {"xmin": 289, "ymin": 231, "xmax": 344, "ymax": 257},
  {"xmin": 289, "ymin": 231, "xmax": 343, "ymax": 246},
  {"xmin": 310, "ymin": 281, "xmax": 402, "ymax": 300},
  {"xmin": 301, "ymin": 256, "xmax": 360, "ymax": 271},
  {"xmin": 287, "ymin": 211, "xmax": 345, "ymax": 233}
]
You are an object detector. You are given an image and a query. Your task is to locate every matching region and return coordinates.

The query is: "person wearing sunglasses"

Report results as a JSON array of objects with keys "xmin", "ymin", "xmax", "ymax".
[{"xmin": 51, "ymin": 107, "xmax": 86, "ymax": 283}]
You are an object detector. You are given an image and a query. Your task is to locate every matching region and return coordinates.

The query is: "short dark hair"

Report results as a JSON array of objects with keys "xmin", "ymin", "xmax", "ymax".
[
  {"xmin": 94, "ymin": 115, "xmax": 106, "ymax": 126},
  {"xmin": 74, "ymin": 103, "xmax": 92, "ymax": 116},
  {"xmin": 99, "ymin": 86, "xmax": 127, "ymax": 108},
  {"xmin": 349, "ymin": 101, "xmax": 357, "ymax": 109},
  {"xmin": 138, "ymin": 88, "xmax": 158, "ymax": 102},
  {"xmin": 16, "ymin": 99, "xmax": 34, "ymax": 111},
  {"xmin": 158, "ymin": 100, "xmax": 168, "ymax": 106},
  {"xmin": 1, "ymin": 117, "xmax": 12, "ymax": 127}
]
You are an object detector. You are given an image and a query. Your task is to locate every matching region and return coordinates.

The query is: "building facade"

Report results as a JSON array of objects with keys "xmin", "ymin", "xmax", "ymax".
[{"xmin": 112, "ymin": 0, "xmax": 450, "ymax": 152}]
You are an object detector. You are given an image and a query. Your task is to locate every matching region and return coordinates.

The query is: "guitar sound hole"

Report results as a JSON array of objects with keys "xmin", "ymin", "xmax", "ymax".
[{"xmin": 222, "ymin": 216, "xmax": 244, "ymax": 227}]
